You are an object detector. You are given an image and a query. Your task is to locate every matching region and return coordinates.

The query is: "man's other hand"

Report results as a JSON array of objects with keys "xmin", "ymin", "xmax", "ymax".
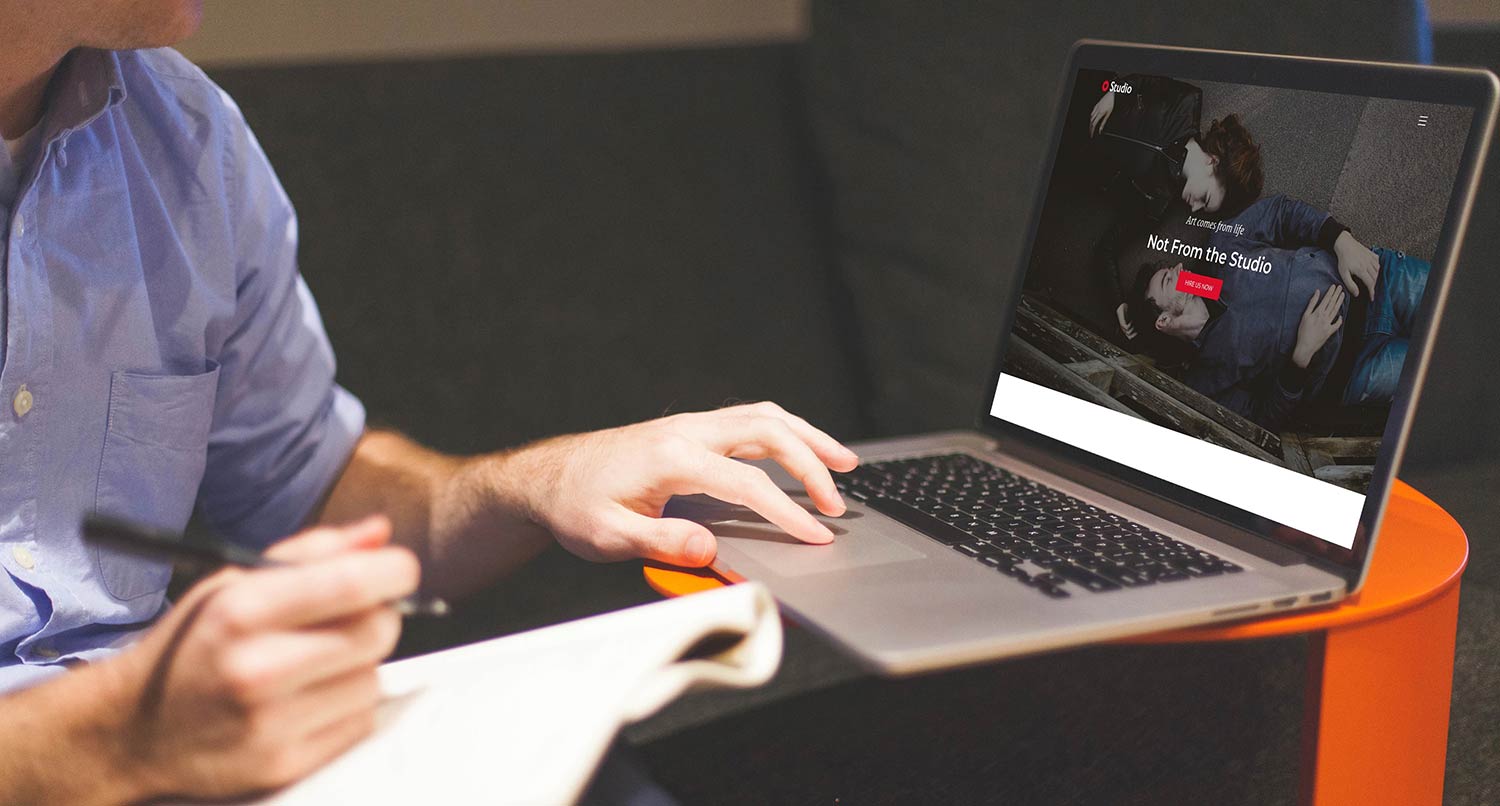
[
  {"xmin": 1115, "ymin": 302, "xmax": 1137, "ymax": 340},
  {"xmin": 507, "ymin": 402, "xmax": 860, "ymax": 567},
  {"xmin": 1293, "ymin": 284, "xmax": 1346, "ymax": 369},
  {"xmin": 1333, "ymin": 231, "xmax": 1380, "ymax": 298},
  {"xmin": 1090, "ymin": 90, "xmax": 1116, "ymax": 137},
  {"xmin": 105, "ymin": 516, "xmax": 418, "ymax": 801}
]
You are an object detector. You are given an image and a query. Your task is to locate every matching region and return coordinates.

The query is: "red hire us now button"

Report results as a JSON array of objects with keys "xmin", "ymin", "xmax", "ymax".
[{"xmin": 1175, "ymin": 269, "xmax": 1222, "ymax": 300}]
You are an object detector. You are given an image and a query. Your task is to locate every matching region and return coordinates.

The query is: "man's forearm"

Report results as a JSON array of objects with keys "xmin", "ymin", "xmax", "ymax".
[
  {"xmin": 315, "ymin": 430, "xmax": 554, "ymax": 597},
  {"xmin": 0, "ymin": 665, "xmax": 147, "ymax": 806}
]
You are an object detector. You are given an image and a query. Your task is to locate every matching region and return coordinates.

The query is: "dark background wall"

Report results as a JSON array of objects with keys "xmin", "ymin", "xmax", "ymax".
[
  {"xmin": 191, "ymin": 1, "xmax": 1499, "ymax": 473},
  {"xmin": 1408, "ymin": 25, "xmax": 1500, "ymax": 475},
  {"xmin": 212, "ymin": 50, "xmax": 867, "ymax": 455}
]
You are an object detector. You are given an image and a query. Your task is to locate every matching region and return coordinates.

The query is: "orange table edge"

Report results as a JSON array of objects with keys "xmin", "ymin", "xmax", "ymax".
[{"xmin": 642, "ymin": 479, "xmax": 1468, "ymax": 806}]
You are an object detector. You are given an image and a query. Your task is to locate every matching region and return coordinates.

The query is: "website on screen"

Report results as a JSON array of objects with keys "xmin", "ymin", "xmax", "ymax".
[{"xmin": 991, "ymin": 70, "xmax": 1473, "ymax": 548}]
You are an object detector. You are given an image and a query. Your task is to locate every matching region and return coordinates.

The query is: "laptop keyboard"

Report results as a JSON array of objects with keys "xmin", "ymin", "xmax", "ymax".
[{"xmin": 834, "ymin": 453, "xmax": 1241, "ymax": 599}]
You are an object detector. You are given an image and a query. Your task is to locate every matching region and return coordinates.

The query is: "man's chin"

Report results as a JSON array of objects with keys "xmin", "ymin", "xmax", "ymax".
[
  {"xmin": 144, "ymin": 7, "xmax": 205, "ymax": 48},
  {"xmin": 92, "ymin": 1, "xmax": 204, "ymax": 50}
]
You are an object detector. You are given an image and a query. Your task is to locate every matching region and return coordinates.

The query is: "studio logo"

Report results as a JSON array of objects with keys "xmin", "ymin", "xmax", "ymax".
[{"xmin": 1103, "ymin": 80, "xmax": 1133, "ymax": 94}]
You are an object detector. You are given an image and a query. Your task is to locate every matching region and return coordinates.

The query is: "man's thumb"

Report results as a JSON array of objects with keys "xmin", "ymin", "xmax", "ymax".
[{"xmin": 637, "ymin": 517, "xmax": 718, "ymax": 568}]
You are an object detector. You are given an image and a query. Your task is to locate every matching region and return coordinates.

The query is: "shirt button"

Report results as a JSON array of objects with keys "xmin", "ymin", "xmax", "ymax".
[
  {"xmin": 13, "ymin": 385, "xmax": 33, "ymax": 418},
  {"xmin": 12, "ymin": 545, "xmax": 35, "ymax": 570}
]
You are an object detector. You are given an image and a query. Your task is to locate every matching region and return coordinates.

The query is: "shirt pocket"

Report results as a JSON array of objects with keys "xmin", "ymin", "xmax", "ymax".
[{"xmin": 93, "ymin": 362, "xmax": 221, "ymax": 601}]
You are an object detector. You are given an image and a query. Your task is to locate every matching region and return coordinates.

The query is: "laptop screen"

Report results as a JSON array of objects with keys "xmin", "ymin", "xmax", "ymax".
[{"xmin": 989, "ymin": 68, "xmax": 1475, "ymax": 549}]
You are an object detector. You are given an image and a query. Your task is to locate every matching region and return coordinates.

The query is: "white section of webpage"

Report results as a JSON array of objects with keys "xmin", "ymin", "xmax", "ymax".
[{"xmin": 989, "ymin": 373, "xmax": 1364, "ymax": 549}]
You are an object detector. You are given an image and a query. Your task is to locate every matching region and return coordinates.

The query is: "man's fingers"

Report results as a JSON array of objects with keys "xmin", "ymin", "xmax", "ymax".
[
  {"xmin": 265, "ymin": 514, "xmax": 392, "ymax": 563},
  {"xmin": 1329, "ymin": 285, "xmax": 1346, "ymax": 315},
  {"xmin": 1323, "ymin": 287, "xmax": 1346, "ymax": 324},
  {"xmin": 1116, "ymin": 303, "xmax": 1136, "ymax": 338},
  {"xmin": 1330, "ymin": 316, "xmax": 1344, "ymax": 331},
  {"xmin": 269, "ymin": 706, "xmax": 380, "ymax": 788},
  {"xmin": 696, "ymin": 454, "xmax": 834, "ymax": 545},
  {"xmin": 613, "ymin": 513, "xmax": 717, "ymax": 567},
  {"xmin": 1350, "ymin": 264, "xmax": 1374, "ymax": 298},
  {"xmin": 1360, "ymin": 259, "xmax": 1380, "ymax": 295},
  {"xmin": 1090, "ymin": 104, "xmax": 1111, "ymax": 137},
  {"xmin": 209, "ymin": 547, "xmax": 420, "ymax": 633},
  {"xmin": 725, "ymin": 402, "xmax": 858, "ymax": 472},
  {"xmin": 1305, "ymin": 288, "xmax": 1322, "ymax": 314},
  {"xmin": 704, "ymin": 416, "xmax": 845, "ymax": 516},
  {"xmin": 268, "ymin": 665, "xmax": 383, "ymax": 742},
  {"xmin": 221, "ymin": 608, "xmax": 402, "ymax": 703}
]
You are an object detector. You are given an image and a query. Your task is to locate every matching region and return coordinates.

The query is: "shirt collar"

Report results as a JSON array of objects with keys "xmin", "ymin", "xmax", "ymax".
[
  {"xmin": 41, "ymin": 48, "xmax": 127, "ymax": 144},
  {"xmin": 1190, "ymin": 298, "xmax": 1229, "ymax": 349}
]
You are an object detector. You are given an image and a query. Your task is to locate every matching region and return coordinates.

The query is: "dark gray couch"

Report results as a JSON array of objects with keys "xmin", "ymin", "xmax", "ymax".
[{"xmin": 209, "ymin": 2, "xmax": 1497, "ymax": 802}]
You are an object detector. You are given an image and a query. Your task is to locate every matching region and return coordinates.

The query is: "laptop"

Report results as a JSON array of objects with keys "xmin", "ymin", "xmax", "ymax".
[{"xmin": 670, "ymin": 41, "xmax": 1498, "ymax": 675}]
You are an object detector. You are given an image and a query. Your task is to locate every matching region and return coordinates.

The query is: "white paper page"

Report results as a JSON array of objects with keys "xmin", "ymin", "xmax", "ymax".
[{"xmin": 177, "ymin": 582, "xmax": 780, "ymax": 806}]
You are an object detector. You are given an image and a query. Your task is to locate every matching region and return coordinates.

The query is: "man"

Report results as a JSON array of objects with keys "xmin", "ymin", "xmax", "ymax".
[
  {"xmin": 1086, "ymin": 76, "xmax": 1265, "ymax": 339},
  {"xmin": 0, "ymin": 3, "xmax": 858, "ymax": 803},
  {"xmin": 1125, "ymin": 192, "xmax": 1417, "ymax": 431}
]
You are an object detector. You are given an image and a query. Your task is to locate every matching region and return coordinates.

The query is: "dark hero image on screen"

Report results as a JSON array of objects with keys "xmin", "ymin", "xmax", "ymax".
[{"xmin": 1007, "ymin": 70, "xmax": 1473, "ymax": 495}]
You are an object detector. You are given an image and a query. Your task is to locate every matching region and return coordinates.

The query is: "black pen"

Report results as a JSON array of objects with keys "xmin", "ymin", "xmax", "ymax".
[{"xmin": 81, "ymin": 514, "xmax": 450, "ymax": 617}]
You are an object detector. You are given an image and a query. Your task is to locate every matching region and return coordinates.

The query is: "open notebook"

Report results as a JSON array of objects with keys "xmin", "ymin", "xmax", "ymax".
[{"xmin": 181, "ymin": 582, "xmax": 780, "ymax": 806}]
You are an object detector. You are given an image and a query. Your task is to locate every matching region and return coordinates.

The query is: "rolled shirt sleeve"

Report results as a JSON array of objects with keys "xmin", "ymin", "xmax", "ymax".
[{"xmin": 196, "ymin": 90, "xmax": 365, "ymax": 548}]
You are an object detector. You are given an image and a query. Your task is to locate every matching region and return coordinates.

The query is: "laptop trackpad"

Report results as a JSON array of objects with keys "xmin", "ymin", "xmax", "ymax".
[{"xmin": 669, "ymin": 496, "xmax": 926, "ymax": 578}]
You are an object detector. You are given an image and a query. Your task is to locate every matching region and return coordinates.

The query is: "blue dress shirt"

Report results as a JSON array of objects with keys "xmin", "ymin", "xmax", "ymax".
[{"xmin": 0, "ymin": 48, "xmax": 365, "ymax": 693}]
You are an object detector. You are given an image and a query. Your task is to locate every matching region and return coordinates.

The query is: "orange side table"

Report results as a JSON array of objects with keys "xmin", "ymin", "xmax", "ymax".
[{"xmin": 643, "ymin": 480, "xmax": 1468, "ymax": 806}]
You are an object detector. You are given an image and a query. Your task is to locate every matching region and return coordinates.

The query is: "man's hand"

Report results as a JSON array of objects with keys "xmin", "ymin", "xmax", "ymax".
[
  {"xmin": 1115, "ymin": 302, "xmax": 1137, "ymax": 340},
  {"xmin": 1333, "ymin": 230, "xmax": 1379, "ymax": 298},
  {"xmin": 103, "ymin": 516, "xmax": 418, "ymax": 801},
  {"xmin": 1292, "ymin": 284, "xmax": 1346, "ymax": 369},
  {"xmin": 1090, "ymin": 90, "xmax": 1116, "ymax": 137},
  {"xmin": 317, "ymin": 403, "xmax": 859, "ymax": 594},
  {"xmin": 505, "ymin": 402, "xmax": 859, "ymax": 567}
]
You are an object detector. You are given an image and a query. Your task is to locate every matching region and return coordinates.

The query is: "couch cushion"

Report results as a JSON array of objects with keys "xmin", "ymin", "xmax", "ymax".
[{"xmin": 209, "ymin": 46, "xmax": 869, "ymax": 454}]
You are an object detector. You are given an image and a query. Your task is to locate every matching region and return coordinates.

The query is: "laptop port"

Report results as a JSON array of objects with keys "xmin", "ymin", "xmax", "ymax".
[
  {"xmin": 1212, "ymin": 604, "xmax": 1261, "ymax": 617},
  {"xmin": 1309, "ymin": 591, "xmax": 1335, "ymax": 603},
  {"xmin": 1272, "ymin": 597, "xmax": 1297, "ymax": 608}
]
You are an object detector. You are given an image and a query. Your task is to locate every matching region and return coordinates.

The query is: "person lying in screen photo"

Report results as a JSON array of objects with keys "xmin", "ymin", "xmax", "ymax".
[
  {"xmin": 1085, "ymin": 76, "xmax": 1264, "ymax": 341},
  {"xmin": 1124, "ymin": 193, "xmax": 1428, "ymax": 431}
]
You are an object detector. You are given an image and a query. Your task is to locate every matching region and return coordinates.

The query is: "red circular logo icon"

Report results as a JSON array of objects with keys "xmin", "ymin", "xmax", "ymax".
[{"xmin": 1102, "ymin": 80, "xmax": 1111, "ymax": 92}]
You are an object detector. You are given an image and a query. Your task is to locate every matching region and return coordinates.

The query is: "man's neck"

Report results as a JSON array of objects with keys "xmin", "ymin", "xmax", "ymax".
[
  {"xmin": 1179, "ymin": 298, "xmax": 1211, "ymax": 341},
  {"xmin": 0, "ymin": 43, "xmax": 67, "ymax": 140}
]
